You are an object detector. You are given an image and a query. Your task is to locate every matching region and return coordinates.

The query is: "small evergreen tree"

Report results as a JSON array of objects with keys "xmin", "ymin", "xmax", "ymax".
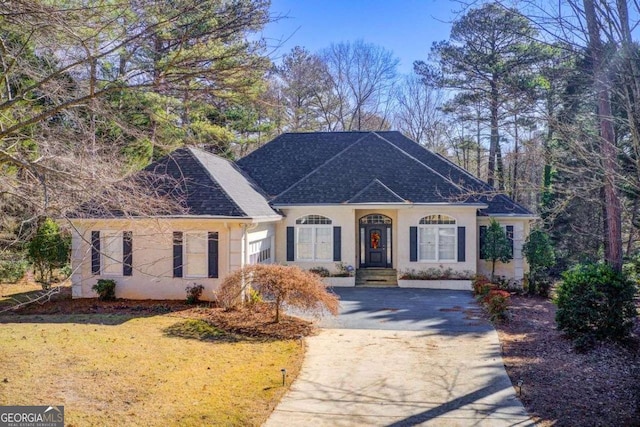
[
  {"xmin": 482, "ymin": 219, "xmax": 513, "ymax": 281},
  {"xmin": 27, "ymin": 218, "xmax": 70, "ymax": 288},
  {"xmin": 523, "ymin": 228, "xmax": 556, "ymax": 296}
]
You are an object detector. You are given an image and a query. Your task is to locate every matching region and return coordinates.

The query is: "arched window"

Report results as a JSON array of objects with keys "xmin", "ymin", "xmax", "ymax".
[
  {"xmin": 296, "ymin": 215, "xmax": 332, "ymax": 225},
  {"xmin": 295, "ymin": 215, "xmax": 333, "ymax": 260},
  {"xmin": 359, "ymin": 214, "xmax": 392, "ymax": 224},
  {"xmin": 418, "ymin": 215, "xmax": 456, "ymax": 261}
]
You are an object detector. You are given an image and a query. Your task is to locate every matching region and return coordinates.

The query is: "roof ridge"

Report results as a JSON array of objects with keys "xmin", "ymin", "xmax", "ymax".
[
  {"xmin": 187, "ymin": 147, "xmax": 248, "ymax": 216},
  {"xmin": 347, "ymin": 178, "xmax": 406, "ymax": 203},
  {"xmin": 272, "ymin": 132, "xmax": 377, "ymax": 201},
  {"xmin": 431, "ymin": 151, "xmax": 494, "ymax": 191},
  {"xmin": 369, "ymin": 132, "xmax": 465, "ymax": 193}
]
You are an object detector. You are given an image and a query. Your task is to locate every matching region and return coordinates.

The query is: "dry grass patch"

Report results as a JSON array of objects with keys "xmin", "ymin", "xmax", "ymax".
[
  {"xmin": 0, "ymin": 313, "xmax": 304, "ymax": 426},
  {"xmin": 0, "ymin": 280, "xmax": 46, "ymax": 306}
]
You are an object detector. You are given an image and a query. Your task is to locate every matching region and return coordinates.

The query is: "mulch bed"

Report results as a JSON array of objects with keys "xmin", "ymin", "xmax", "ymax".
[
  {"xmin": 496, "ymin": 295, "xmax": 640, "ymax": 426},
  {"xmin": 5, "ymin": 289, "xmax": 315, "ymax": 340}
]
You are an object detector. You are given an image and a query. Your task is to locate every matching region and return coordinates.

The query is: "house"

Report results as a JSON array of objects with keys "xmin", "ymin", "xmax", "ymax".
[{"xmin": 69, "ymin": 131, "xmax": 534, "ymax": 300}]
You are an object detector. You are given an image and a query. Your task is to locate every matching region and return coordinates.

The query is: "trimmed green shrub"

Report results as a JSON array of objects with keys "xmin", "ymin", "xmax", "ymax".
[
  {"xmin": 185, "ymin": 283, "xmax": 205, "ymax": 304},
  {"xmin": 92, "ymin": 279, "xmax": 117, "ymax": 301},
  {"xmin": 555, "ymin": 263, "xmax": 637, "ymax": 350}
]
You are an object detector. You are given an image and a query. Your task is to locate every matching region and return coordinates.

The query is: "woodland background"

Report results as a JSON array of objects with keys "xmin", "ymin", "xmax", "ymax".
[{"xmin": 1, "ymin": 0, "xmax": 639, "ymax": 275}]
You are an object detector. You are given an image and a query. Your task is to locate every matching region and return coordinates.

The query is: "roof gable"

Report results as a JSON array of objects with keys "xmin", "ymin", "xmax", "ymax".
[
  {"xmin": 348, "ymin": 179, "xmax": 406, "ymax": 203},
  {"xmin": 144, "ymin": 148, "xmax": 279, "ymax": 218}
]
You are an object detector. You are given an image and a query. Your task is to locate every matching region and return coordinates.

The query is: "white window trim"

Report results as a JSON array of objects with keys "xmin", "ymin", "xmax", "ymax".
[
  {"xmin": 183, "ymin": 231, "xmax": 208, "ymax": 278},
  {"xmin": 249, "ymin": 236, "xmax": 273, "ymax": 265},
  {"xmin": 295, "ymin": 224, "xmax": 333, "ymax": 262},
  {"xmin": 101, "ymin": 230, "xmax": 123, "ymax": 277},
  {"xmin": 418, "ymin": 225, "xmax": 457, "ymax": 263}
]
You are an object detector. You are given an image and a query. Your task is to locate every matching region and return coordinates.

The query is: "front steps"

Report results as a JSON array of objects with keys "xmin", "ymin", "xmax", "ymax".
[{"xmin": 355, "ymin": 268, "xmax": 398, "ymax": 287}]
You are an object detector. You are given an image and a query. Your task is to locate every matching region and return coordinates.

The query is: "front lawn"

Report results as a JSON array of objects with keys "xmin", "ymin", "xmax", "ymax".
[{"xmin": 0, "ymin": 305, "xmax": 304, "ymax": 426}]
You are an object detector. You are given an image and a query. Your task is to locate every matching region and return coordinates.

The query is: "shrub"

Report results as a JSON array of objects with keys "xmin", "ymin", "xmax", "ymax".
[
  {"xmin": 185, "ymin": 283, "xmax": 205, "ymax": 304},
  {"xmin": 0, "ymin": 257, "xmax": 29, "ymax": 283},
  {"xmin": 483, "ymin": 289, "xmax": 511, "ymax": 320},
  {"xmin": 333, "ymin": 262, "xmax": 354, "ymax": 277},
  {"xmin": 92, "ymin": 279, "xmax": 117, "ymax": 301},
  {"xmin": 523, "ymin": 228, "xmax": 556, "ymax": 296},
  {"xmin": 217, "ymin": 264, "xmax": 340, "ymax": 322},
  {"xmin": 26, "ymin": 218, "xmax": 70, "ymax": 286},
  {"xmin": 400, "ymin": 267, "xmax": 474, "ymax": 280},
  {"xmin": 308, "ymin": 266, "xmax": 330, "ymax": 277},
  {"xmin": 555, "ymin": 263, "xmax": 637, "ymax": 349},
  {"xmin": 492, "ymin": 275, "xmax": 523, "ymax": 294},
  {"xmin": 472, "ymin": 274, "xmax": 493, "ymax": 297}
]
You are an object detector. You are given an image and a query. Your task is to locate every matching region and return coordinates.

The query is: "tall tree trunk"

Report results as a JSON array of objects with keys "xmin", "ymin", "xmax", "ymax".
[
  {"xmin": 627, "ymin": 198, "xmax": 638, "ymax": 256},
  {"xmin": 584, "ymin": 0, "xmax": 623, "ymax": 271},
  {"xmin": 488, "ymin": 79, "xmax": 499, "ymax": 188},
  {"xmin": 542, "ymin": 91, "xmax": 554, "ymax": 215},
  {"xmin": 476, "ymin": 107, "xmax": 482, "ymax": 178},
  {"xmin": 496, "ymin": 139, "xmax": 505, "ymax": 191},
  {"xmin": 512, "ymin": 113, "xmax": 519, "ymax": 201}
]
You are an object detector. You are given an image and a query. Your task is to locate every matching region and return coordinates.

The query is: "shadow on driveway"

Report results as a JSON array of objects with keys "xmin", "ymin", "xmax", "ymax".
[
  {"xmin": 319, "ymin": 287, "xmax": 491, "ymax": 337},
  {"xmin": 268, "ymin": 288, "xmax": 533, "ymax": 426}
]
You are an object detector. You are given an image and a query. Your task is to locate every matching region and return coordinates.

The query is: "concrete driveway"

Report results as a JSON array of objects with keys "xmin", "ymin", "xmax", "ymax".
[{"xmin": 264, "ymin": 288, "xmax": 533, "ymax": 426}]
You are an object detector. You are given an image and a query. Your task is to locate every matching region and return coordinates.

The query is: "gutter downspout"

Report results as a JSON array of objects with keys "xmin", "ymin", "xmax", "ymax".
[{"xmin": 240, "ymin": 224, "xmax": 247, "ymax": 302}]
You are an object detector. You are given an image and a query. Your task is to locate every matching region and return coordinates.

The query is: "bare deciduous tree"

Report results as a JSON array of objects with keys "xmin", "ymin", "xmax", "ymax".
[
  {"xmin": 393, "ymin": 74, "xmax": 448, "ymax": 150},
  {"xmin": 320, "ymin": 40, "xmax": 399, "ymax": 131}
]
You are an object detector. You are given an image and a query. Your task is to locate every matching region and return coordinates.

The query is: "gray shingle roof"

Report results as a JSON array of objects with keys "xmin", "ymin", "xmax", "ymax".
[
  {"xmin": 144, "ymin": 147, "xmax": 280, "ymax": 219},
  {"xmin": 270, "ymin": 132, "xmax": 467, "ymax": 204},
  {"xmin": 238, "ymin": 131, "xmax": 533, "ymax": 216},
  {"xmin": 348, "ymin": 179, "xmax": 406, "ymax": 203}
]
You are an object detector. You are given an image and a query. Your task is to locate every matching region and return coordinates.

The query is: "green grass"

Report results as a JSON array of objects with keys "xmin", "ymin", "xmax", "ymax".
[{"xmin": 0, "ymin": 314, "xmax": 304, "ymax": 426}]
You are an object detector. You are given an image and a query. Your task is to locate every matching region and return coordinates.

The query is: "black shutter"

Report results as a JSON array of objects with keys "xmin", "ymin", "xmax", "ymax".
[
  {"xmin": 409, "ymin": 226, "xmax": 418, "ymax": 262},
  {"xmin": 506, "ymin": 225, "xmax": 514, "ymax": 257},
  {"xmin": 333, "ymin": 226, "xmax": 341, "ymax": 261},
  {"xmin": 91, "ymin": 231, "xmax": 100, "ymax": 275},
  {"xmin": 479, "ymin": 226, "xmax": 487, "ymax": 260},
  {"xmin": 173, "ymin": 231, "xmax": 183, "ymax": 278},
  {"xmin": 123, "ymin": 231, "xmax": 133, "ymax": 276},
  {"xmin": 208, "ymin": 232, "xmax": 219, "ymax": 278},
  {"xmin": 457, "ymin": 226, "xmax": 466, "ymax": 262},
  {"xmin": 286, "ymin": 227, "xmax": 294, "ymax": 261}
]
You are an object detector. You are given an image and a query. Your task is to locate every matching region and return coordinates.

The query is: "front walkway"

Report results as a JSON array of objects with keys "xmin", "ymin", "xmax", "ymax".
[{"xmin": 264, "ymin": 288, "xmax": 532, "ymax": 426}]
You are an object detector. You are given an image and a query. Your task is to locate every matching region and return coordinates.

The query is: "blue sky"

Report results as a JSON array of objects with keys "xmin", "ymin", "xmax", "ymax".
[{"xmin": 261, "ymin": 0, "xmax": 460, "ymax": 74}]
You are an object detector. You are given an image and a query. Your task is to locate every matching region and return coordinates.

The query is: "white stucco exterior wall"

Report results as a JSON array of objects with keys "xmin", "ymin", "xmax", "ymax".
[
  {"xmin": 275, "ymin": 206, "xmax": 358, "ymax": 273},
  {"xmin": 395, "ymin": 206, "xmax": 479, "ymax": 276},
  {"xmin": 70, "ymin": 218, "xmax": 276, "ymax": 301},
  {"xmin": 275, "ymin": 205, "xmax": 482, "ymax": 277}
]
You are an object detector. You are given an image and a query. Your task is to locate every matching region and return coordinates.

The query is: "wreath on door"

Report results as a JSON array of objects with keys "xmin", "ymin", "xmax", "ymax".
[{"xmin": 371, "ymin": 231, "xmax": 380, "ymax": 249}]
